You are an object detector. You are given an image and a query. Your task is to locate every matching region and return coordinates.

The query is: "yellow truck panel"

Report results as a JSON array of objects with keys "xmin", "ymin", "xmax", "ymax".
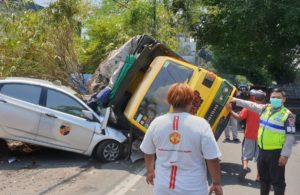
[{"xmin": 124, "ymin": 56, "xmax": 236, "ymax": 138}]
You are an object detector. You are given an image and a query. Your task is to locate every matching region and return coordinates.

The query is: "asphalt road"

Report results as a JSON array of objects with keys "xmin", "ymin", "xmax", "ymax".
[
  {"xmin": 0, "ymin": 132, "xmax": 299, "ymax": 195},
  {"xmin": 124, "ymin": 132, "xmax": 300, "ymax": 195}
]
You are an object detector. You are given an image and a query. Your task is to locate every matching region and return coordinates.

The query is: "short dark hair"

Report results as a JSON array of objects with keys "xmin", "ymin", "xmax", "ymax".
[
  {"xmin": 271, "ymin": 88, "xmax": 286, "ymax": 97},
  {"xmin": 254, "ymin": 90, "xmax": 266, "ymax": 101}
]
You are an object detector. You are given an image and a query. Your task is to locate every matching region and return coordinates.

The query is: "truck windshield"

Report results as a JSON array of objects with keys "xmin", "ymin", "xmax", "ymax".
[{"xmin": 134, "ymin": 60, "xmax": 194, "ymax": 128}]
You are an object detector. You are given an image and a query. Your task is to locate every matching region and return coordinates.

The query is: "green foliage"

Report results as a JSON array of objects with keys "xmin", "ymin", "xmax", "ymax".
[
  {"xmin": 168, "ymin": 0, "xmax": 203, "ymax": 34},
  {"xmin": 0, "ymin": 0, "xmax": 192, "ymax": 84},
  {"xmin": 235, "ymin": 75, "xmax": 251, "ymax": 85},
  {"xmin": 197, "ymin": 0, "xmax": 300, "ymax": 84},
  {"xmin": 0, "ymin": 0, "xmax": 90, "ymax": 85},
  {"xmin": 3, "ymin": 0, "xmax": 299, "ymax": 88},
  {"xmin": 0, "ymin": 10, "xmax": 53, "ymax": 78},
  {"xmin": 80, "ymin": 0, "xmax": 183, "ymax": 72}
]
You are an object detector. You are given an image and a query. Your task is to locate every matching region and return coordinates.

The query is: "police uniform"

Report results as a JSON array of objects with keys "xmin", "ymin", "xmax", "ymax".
[
  {"xmin": 258, "ymin": 106, "xmax": 295, "ymax": 195},
  {"xmin": 235, "ymin": 99, "xmax": 296, "ymax": 195}
]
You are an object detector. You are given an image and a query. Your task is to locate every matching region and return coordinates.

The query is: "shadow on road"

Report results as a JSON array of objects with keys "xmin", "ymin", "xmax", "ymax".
[
  {"xmin": 0, "ymin": 146, "xmax": 143, "ymax": 172},
  {"xmin": 0, "ymin": 147, "xmax": 90, "ymax": 170},
  {"xmin": 217, "ymin": 162, "xmax": 260, "ymax": 189}
]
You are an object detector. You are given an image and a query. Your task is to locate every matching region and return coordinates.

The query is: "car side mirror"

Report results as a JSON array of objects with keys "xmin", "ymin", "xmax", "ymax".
[{"xmin": 82, "ymin": 110, "xmax": 94, "ymax": 121}]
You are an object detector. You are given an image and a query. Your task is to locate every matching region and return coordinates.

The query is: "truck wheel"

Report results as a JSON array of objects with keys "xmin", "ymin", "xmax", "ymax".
[
  {"xmin": 95, "ymin": 140, "xmax": 122, "ymax": 162},
  {"xmin": 0, "ymin": 139, "xmax": 9, "ymax": 153}
]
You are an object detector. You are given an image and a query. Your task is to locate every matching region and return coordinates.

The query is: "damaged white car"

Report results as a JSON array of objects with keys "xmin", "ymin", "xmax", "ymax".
[{"xmin": 0, "ymin": 77, "xmax": 128, "ymax": 162}]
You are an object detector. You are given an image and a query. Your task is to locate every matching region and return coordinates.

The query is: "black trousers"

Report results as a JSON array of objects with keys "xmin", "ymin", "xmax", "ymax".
[{"xmin": 258, "ymin": 149, "xmax": 286, "ymax": 195}]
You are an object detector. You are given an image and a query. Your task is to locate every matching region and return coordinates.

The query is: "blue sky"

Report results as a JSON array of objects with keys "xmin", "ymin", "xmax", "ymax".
[{"xmin": 33, "ymin": 0, "xmax": 101, "ymax": 7}]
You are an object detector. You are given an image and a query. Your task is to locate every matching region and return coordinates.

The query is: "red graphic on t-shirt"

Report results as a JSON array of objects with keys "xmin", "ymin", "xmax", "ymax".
[
  {"xmin": 190, "ymin": 90, "xmax": 203, "ymax": 115},
  {"xmin": 170, "ymin": 116, "xmax": 180, "ymax": 144},
  {"xmin": 169, "ymin": 132, "xmax": 181, "ymax": 144}
]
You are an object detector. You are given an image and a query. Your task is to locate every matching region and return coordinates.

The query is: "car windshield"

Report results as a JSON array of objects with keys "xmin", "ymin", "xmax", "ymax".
[{"xmin": 134, "ymin": 60, "xmax": 194, "ymax": 128}]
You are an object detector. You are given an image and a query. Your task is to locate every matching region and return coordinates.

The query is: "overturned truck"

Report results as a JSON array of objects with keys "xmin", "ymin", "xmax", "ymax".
[{"xmin": 89, "ymin": 35, "xmax": 236, "ymax": 140}]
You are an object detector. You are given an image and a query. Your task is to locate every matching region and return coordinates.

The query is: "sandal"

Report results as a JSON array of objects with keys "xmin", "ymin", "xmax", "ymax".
[{"xmin": 239, "ymin": 167, "xmax": 251, "ymax": 181}]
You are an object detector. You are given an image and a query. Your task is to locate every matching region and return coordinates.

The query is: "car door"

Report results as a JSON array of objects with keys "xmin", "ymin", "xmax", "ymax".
[
  {"xmin": 37, "ymin": 88, "xmax": 97, "ymax": 151},
  {"xmin": 0, "ymin": 83, "xmax": 42, "ymax": 140}
]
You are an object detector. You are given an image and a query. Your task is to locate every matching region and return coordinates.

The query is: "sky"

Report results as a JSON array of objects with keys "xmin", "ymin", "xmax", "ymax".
[
  {"xmin": 33, "ymin": 0, "xmax": 54, "ymax": 7},
  {"xmin": 33, "ymin": 0, "xmax": 101, "ymax": 7}
]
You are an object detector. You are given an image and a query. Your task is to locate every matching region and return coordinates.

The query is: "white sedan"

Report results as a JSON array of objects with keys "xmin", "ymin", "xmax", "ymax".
[{"xmin": 0, "ymin": 77, "xmax": 128, "ymax": 162}]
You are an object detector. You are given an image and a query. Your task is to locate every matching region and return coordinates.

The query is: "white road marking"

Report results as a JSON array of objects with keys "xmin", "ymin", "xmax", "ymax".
[{"xmin": 106, "ymin": 167, "xmax": 147, "ymax": 195}]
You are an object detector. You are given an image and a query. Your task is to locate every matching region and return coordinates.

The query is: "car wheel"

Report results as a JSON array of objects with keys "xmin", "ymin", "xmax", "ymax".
[
  {"xmin": 95, "ymin": 140, "xmax": 122, "ymax": 162},
  {"xmin": 0, "ymin": 139, "xmax": 9, "ymax": 153}
]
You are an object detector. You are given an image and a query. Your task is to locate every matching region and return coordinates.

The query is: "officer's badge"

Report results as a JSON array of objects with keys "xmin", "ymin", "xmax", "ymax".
[
  {"xmin": 288, "ymin": 116, "xmax": 295, "ymax": 127},
  {"xmin": 169, "ymin": 132, "xmax": 181, "ymax": 144}
]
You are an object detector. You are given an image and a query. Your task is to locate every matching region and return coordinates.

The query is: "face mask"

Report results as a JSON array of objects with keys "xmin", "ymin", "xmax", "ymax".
[{"xmin": 270, "ymin": 98, "xmax": 282, "ymax": 108}]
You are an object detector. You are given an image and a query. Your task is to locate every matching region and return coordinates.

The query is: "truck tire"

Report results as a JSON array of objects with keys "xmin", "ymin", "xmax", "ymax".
[{"xmin": 95, "ymin": 140, "xmax": 122, "ymax": 162}]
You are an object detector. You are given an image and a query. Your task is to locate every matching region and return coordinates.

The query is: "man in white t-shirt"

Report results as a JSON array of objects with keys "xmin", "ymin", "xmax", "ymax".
[{"xmin": 140, "ymin": 83, "xmax": 223, "ymax": 195}]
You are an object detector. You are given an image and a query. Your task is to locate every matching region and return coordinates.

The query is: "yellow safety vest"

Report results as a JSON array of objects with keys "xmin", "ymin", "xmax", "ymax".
[{"xmin": 258, "ymin": 106, "xmax": 289, "ymax": 150}]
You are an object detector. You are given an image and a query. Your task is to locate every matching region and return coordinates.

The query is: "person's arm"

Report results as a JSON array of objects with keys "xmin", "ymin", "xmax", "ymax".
[
  {"xmin": 230, "ymin": 97, "xmax": 265, "ymax": 114},
  {"xmin": 140, "ymin": 120, "xmax": 157, "ymax": 185},
  {"xmin": 144, "ymin": 154, "xmax": 155, "ymax": 185},
  {"xmin": 279, "ymin": 114, "xmax": 296, "ymax": 166},
  {"xmin": 200, "ymin": 121, "xmax": 223, "ymax": 195},
  {"xmin": 230, "ymin": 110, "xmax": 242, "ymax": 121},
  {"xmin": 207, "ymin": 159, "xmax": 223, "ymax": 195},
  {"xmin": 226, "ymin": 103, "xmax": 242, "ymax": 121}
]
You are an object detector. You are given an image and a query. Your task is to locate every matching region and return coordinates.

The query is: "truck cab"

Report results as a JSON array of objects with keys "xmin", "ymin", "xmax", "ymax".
[
  {"xmin": 105, "ymin": 35, "xmax": 236, "ymax": 140},
  {"xmin": 123, "ymin": 56, "xmax": 236, "ymax": 139}
]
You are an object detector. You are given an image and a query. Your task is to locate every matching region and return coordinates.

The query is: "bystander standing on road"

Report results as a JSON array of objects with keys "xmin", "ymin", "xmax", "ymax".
[
  {"xmin": 224, "ymin": 85, "xmax": 249, "ymax": 143},
  {"xmin": 140, "ymin": 83, "xmax": 223, "ymax": 195},
  {"xmin": 228, "ymin": 89, "xmax": 266, "ymax": 182},
  {"xmin": 230, "ymin": 88, "xmax": 296, "ymax": 195},
  {"xmin": 224, "ymin": 115, "xmax": 241, "ymax": 143}
]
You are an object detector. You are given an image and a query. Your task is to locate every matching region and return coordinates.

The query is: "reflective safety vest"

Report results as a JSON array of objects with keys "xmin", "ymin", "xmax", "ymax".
[{"xmin": 258, "ymin": 106, "xmax": 289, "ymax": 150}]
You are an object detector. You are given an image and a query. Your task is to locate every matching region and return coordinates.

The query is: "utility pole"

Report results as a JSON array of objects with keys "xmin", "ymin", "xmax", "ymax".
[{"xmin": 152, "ymin": 0, "xmax": 157, "ymax": 36}]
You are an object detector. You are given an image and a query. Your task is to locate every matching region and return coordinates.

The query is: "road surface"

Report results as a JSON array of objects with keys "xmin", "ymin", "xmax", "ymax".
[{"xmin": 0, "ymin": 132, "xmax": 299, "ymax": 195}]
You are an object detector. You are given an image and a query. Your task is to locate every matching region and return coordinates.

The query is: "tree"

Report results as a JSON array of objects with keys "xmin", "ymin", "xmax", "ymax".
[
  {"xmin": 197, "ymin": 0, "xmax": 300, "ymax": 84},
  {"xmin": 0, "ymin": 0, "xmax": 195, "ymax": 88},
  {"xmin": 79, "ymin": 0, "xmax": 184, "ymax": 72},
  {"xmin": 0, "ymin": 0, "xmax": 89, "ymax": 86}
]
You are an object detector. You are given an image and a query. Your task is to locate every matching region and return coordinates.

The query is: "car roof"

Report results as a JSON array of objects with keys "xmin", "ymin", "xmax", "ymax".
[{"xmin": 0, "ymin": 77, "xmax": 77, "ymax": 96}]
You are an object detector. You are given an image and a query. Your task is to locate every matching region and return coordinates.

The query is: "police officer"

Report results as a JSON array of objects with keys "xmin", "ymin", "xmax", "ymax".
[{"xmin": 230, "ymin": 88, "xmax": 296, "ymax": 195}]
